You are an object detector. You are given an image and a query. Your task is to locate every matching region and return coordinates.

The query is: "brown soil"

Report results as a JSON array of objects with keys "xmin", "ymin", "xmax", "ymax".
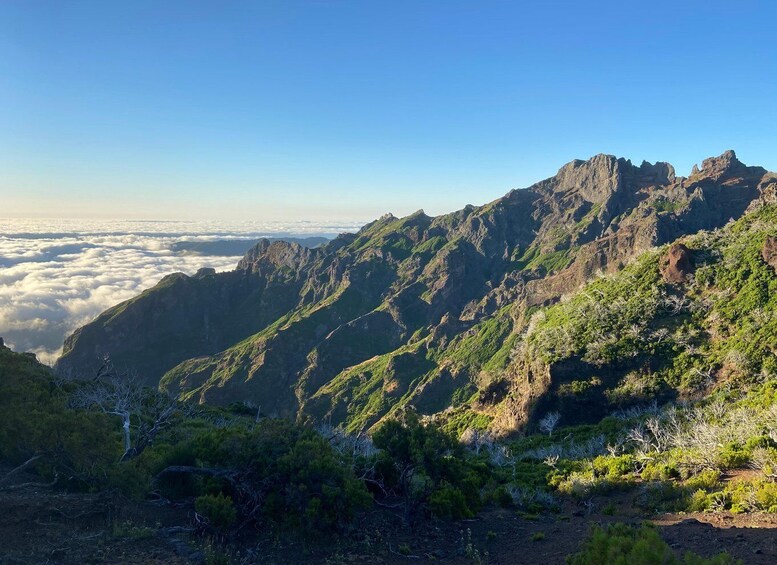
[
  {"xmin": 355, "ymin": 492, "xmax": 777, "ymax": 564},
  {"xmin": 0, "ymin": 467, "xmax": 193, "ymax": 564},
  {"xmin": 1, "ymin": 473, "xmax": 775, "ymax": 564}
]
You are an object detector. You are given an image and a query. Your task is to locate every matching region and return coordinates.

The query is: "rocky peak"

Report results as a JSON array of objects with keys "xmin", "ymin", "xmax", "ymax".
[
  {"xmin": 237, "ymin": 239, "xmax": 317, "ymax": 275},
  {"xmin": 536, "ymin": 154, "xmax": 677, "ymax": 206},
  {"xmin": 702, "ymin": 149, "xmax": 740, "ymax": 175},
  {"xmin": 691, "ymin": 150, "xmax": 749, "ymax": 182},
  {"xmin": 194, "ymin": 267, "xmax": 216, "ymax": 279},
  {"xmin": 357, "ymin": 213, "xmax": 398, "ymax": 236},
  {"xmin": 639, "ymin": 160, "xmax": 675, "ymax": 184},
  {"xmin": 548, "ymin": 153, "xmax": 624, "ymax": 204}
]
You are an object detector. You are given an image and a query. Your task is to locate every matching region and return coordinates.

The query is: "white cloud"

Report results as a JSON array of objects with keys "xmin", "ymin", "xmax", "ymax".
[{"xmin": 0, "ymin": 218, "xmax": 360, "ymax": 365}]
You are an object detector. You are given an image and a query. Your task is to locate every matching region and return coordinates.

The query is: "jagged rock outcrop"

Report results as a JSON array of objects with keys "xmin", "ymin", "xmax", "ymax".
[
  {"xmin": 762, "ymin": 236, "xmax": 777, "ymax": 273},
  {"xmin": 56, "ymin": 151, "xmax": 776, "ymax": 430},
  {"xmin": 660, "ymin": 243, "xmax": 694, "ymax": 283}
]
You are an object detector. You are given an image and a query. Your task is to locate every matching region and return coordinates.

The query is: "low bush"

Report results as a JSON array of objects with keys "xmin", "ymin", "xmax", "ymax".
[
  {"xmin": 683, "ymin": 470, "xmax": 721, "ymax": 491},
  {"xmin": 195, "ymin": 493, "xmax": 237, "ymax": 531},
  {"xmin": 428, "ymin": 484, "xmax": 473, "ymax": 519},
  {"xmin": 567, "ymin": 523, "xmax": 740, "ymax": 564},
  {"xmin": 634, "ymin": 482, "xmax": 686, "ymax": 512},
  {"xmin": 716, "ymin": 442, "xmax": 751, "ymax": 470},
  {"xmin": 592, "ymin": 454, "xmax": 635, "ymax": 479},
  {"xmin": 720, "ymin": 478, "xmax": 777, "ymax": 514},
  {"xmin": 371, "ymin": 412, "xmax": 488, "ymax": 520},
  {"xmin": 160, "ymin": 419, "xmax": 372, "ymax": 534},
  {"xmin": 0, "ymin": 346, "xmax": 119, "ymax": 489}
]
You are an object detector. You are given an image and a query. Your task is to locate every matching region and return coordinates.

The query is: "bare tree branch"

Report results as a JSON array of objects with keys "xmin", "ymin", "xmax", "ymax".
[
  {"xmin": 0, "ymin": 454, "xmax": 44, "ymax": 486},
  {"xmin": 69, "ymin": 358, "xmax": 183, "ymax": 463}
]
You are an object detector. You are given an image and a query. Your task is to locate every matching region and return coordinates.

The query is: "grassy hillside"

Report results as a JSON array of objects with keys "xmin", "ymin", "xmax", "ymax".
[{"xmin": 503, "ymin": 203, "xmax": 777, "ymax": 431}]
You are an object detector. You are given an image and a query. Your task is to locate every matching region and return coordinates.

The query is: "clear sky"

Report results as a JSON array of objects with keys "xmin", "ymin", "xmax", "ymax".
[{"xmin": 1, "ymin": 1, "xmax": 775, "ymax": 222}]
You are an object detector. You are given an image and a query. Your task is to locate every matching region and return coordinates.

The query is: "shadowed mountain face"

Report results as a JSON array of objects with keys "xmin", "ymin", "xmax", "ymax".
[{"xmin": 56, "ymin": 151, "xmax": 777, "ymax": 431}]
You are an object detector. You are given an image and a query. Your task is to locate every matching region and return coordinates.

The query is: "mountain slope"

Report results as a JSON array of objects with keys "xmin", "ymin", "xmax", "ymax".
[
  {"xmin": 56, "ymin": 151, "xmax": 776, "ymax": 431},
  {"xmin": 498, "ymin": 196, "xmax": 777, "ymax": 432}
]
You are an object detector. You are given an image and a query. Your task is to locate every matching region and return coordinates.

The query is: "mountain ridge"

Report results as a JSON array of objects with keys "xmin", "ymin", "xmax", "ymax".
[{"xmin": 56, "ymin": 151, "xmax": 777, "ymax": 433}]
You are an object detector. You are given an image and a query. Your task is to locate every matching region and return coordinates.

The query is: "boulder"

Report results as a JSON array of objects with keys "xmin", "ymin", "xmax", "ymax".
[
  {"xmin": 762, "ymin": 236, "xmax": 777, "ymax": 272},
  {"xmin": 660, "ymin": 243, "xmax": 693, "ymax": 283}
]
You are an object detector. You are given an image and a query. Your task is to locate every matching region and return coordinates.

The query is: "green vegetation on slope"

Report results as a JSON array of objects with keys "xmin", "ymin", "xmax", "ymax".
[
  {"xmin": 465, "ymin": 205, "xmax": 777, "ymax": 518},
  {"xmin": 0, "ymin": 345, "xmax": 118, "ymax": 487},
  {"xmin": 514, "ymin": 204, "xmax": 777, "ymax": 427}
]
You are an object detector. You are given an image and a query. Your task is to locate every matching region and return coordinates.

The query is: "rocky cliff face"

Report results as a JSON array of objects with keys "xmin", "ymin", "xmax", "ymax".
[
  {"xmin": 500, "ymin": 190, "xmax": 777, "ymax": 435},
  {"xmin": 56, "ymin": 151, "xmax": 776, "ymax": 431}
]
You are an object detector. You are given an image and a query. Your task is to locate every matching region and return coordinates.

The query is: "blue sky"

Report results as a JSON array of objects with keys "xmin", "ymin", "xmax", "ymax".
[{"xmin": 1, "ymin": 1, "xmax": 775, "ymax": 221}]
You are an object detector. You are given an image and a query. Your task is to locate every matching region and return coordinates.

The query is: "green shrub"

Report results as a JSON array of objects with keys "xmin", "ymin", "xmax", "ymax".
[
  {"xmin": 196, "ymin": 493, "xmax": 237, "ymax": 530},
  {"xmin": 180, "ymin": 419, "xmax": 372, "ymax": 534},
  {"xmin": 753, "ymin": 480, "xmax": 777, "ymax": 512},
  {"xmin": 634, "ymin": 482, "xmax": 685, "ymax": 512},
  {"xmin": 0, "ymin": 346, "xmax": 120, "ymax": 489},
  {"xmin": 592, "ymin": 454, "xmax": 635, "ymax": 479},
  {"xmin": 429, "ymin": 484, "xmax": 473, "ymax": 519},
  {"xmin": 558, "ymin": 377, "xmax": 602, "ymax": 396},
  {"xmin": 683, "ymin": 470, "xmax": 721, "ymax": 491},
  {"xmin": 687, "ymin": 489, "xmax": 711, "ymax": 512},
  {"xmin": 721, "ymin": 478, "xmax": 777, "ymax": 513},
  {"xmin": 481, "ymin": 483, "xmax": 513, "ymax": 507},
  {"xmin": 567, "ymin": 523, "xmax": 740, "ymax": 564},
  {"xmin": 717, "ymin": 442, "xmax": 750, "ymax": 470},
  {"xmin": 641, "ymin": 461, "xmax": 680, "ymax": 482},
  {"xmin": 112, "ymin": 520, "xmax": 154, "ymax": 540},
  {"xmin": 372, "ymin": 412, "xmax": 487, "ymax": 519}
]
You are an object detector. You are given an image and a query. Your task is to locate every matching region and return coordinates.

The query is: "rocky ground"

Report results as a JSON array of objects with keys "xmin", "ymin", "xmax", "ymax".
[{"xmin": 1, "ymin": 467, "xmax": 775, "ymax": 565}]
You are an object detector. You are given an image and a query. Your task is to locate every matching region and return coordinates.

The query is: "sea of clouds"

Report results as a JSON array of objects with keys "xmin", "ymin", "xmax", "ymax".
[{"xmin": 0, "ymin": 218, "xmax": 361, "ymax": 365}]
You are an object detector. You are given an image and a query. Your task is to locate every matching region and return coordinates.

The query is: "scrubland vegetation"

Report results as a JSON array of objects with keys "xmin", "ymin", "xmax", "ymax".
[
  {"xmin": 500, "ymin": 206, "xmax": 777, "ymax": 516},
  {"xmin": 0, "ymin": 340, "xmax": 760, "ymax": 562}
]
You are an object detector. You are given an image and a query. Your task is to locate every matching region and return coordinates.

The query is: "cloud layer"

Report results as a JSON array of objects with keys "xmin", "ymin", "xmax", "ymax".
[{"xmin": 0, "ymin": 219, "xmax": 360, "ymax": 365}]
